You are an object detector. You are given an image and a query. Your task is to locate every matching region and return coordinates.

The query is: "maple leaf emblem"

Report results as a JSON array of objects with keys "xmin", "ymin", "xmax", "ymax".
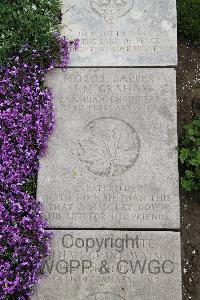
[{"xmin": 77, "ymin": 117, "xmax": 140, "ymax": 177}]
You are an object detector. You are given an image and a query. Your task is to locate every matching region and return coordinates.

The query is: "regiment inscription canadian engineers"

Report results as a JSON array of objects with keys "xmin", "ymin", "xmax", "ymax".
[
  {"xmin": 32, "ymin": 231, "xmax": 182, "ymax": 300},
  {"xmin": 37, "ymin": 68, "xmax": 180, "ymax": 229},
  {"xmin": 62, "ymin": 0, "xmax": 177, "ymax": 66}
]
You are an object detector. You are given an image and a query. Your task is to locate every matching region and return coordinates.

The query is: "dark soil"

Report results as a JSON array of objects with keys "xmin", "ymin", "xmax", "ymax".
[{"xmin": 177, "ymin": 38, "xmax": 200, "ymax": 300}]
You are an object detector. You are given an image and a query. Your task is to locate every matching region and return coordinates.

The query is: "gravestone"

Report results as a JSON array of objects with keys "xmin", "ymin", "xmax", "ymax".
[
  {"xmin": 37, "ymin": 68, "xmax": 180, "ymax": 229},
  {"xmin": 35, "ymin": 0, "xmax": 182, "ymax": 299},
  {"xmin": 32, "ymin": 230, "xmax": 182, "ymax": 300},
  {"xmin": 62, "ymin": 0, "xmax": 177, "ymax": 66}
]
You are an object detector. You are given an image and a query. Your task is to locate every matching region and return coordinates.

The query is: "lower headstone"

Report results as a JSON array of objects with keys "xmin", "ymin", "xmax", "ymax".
[{"xmin": 32, "ymin": 230, "xmax": 182, "ymax": 300}]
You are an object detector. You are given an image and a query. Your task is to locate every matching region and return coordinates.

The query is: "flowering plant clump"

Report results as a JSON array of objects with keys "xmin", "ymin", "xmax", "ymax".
[
  {"xmin": 0, "ymin": 37, "xmax": 79, "ymax": 299},
  {"xmin": 0, "ymin": 0, "xmax": 62, "ymax": 65},
  {"xmin": 0, "ymin": 188, "xmax": 51, "ymax": 299}
]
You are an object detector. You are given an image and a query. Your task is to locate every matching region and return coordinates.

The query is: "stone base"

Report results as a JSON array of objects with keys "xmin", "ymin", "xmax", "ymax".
[{"xmin": 32, "ymin": 230, "xmax": 182, "ymax": 300}]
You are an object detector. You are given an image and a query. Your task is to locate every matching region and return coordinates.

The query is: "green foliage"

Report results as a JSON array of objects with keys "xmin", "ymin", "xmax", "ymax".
[
  {"xmin": 179, "ymin": 114, "xmax": 200, "ymax": 192},
  {"xmin": 22, "ymin": 176, "xmax": 37, "ymax": 197},
  {"xmin": 177, "ymin": 0, "xmax": 200, "ymax": 42},
  {"xmin": 0, "ymin": 0, "xmax": 62, "ymax": 65}
]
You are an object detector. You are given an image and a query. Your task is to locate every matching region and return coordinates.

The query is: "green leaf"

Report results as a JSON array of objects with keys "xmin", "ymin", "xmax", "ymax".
[
  {"xmin": 185, "ymin": 170, "xmax": 194, "ymax": 179},
  {"xmin": 181, "ymin": 177, "xmax": 193, "ymax": 192},
  {"xmin": 179, "ymin": 114, "xmax": 200, "ymax": 192},
  {"xmin": 179, "ymin": 148, "xmax": 190, "ymax": 163}
]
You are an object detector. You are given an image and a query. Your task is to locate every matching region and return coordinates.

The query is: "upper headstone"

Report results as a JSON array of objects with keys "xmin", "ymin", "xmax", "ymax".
[
  {"xmin": 37, "ymin": 68, "xmax": 180, "ymax": 229},
  {"xmin": 62, "ymin": 0, "xmax": 177, "ymax": 66}
]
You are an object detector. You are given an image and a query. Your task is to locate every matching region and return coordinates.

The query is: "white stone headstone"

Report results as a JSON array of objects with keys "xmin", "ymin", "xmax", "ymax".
[
  {"xmin": 37, "ymin": 68, "xmax": 180, "ymax": 229},
  {"xmin": 62, "ymin": 0, "xmax": 177, "ymax": 66},
  {"xmin": 35, "ymin": 2, "xmax": 181, "ymax": 298},
  {"xmin": 32, "ymin": 230, "xmax": 182, "ymax": 300}
]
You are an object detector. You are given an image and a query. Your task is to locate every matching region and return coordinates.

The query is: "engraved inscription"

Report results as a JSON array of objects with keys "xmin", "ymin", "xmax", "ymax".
[
  {"xmin": 77, "ymin": 117, "xmax": 140, "ymax": 177},
  {"xmin": 39, "ymin": 69, "xmax": 179, "ymax": 228},
  {"xmin": 33, "ymin": 231, "xmax": 181, "ymax": 300},
  {"xmin": 91, "ymin": 0, "xmax": 134, "ymax": 24},
  {"xmin": 62, "ymin": 0, "xmax": 177, "ymax": 65},
  {"xmin": 86, "ymin": 292, "xmax": 126, "ymax": 300}
]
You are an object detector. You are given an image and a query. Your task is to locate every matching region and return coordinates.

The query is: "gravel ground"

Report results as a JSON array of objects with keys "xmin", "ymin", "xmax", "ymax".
[{"xmin": 177, "ymin": 38, "xmax": 200, "ymax": 300}]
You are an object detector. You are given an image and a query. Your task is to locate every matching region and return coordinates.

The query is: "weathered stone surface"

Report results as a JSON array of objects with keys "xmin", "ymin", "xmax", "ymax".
[
  {"xmin": 37, "ymin": 68, "xmax": 180, "ymax": 229},
  {"xmin": 32, "ymin": 230, "xmax": 182, "ymax": 300},
  {"xmin": 62, "ymin": 0, "xmax": 177, "ymax": 66}
]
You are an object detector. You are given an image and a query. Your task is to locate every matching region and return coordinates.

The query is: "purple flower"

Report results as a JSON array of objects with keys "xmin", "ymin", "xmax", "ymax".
[{"xmin": 0, "ymin": 35, "xmax": 79, "ymax": 299}]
